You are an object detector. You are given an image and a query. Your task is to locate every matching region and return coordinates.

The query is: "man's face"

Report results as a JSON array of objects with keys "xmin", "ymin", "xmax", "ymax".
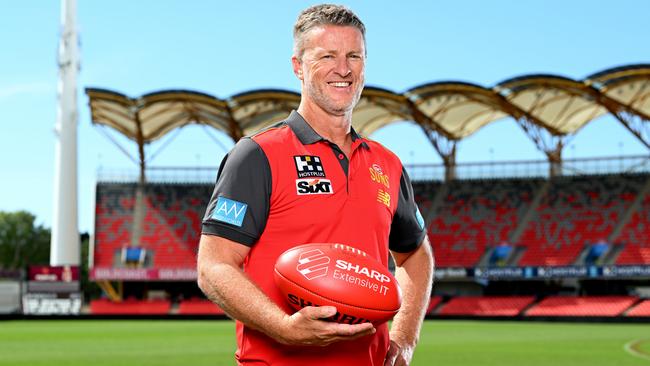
[{"xmin": 293, "ymin": 25, "xmax": 365, "ymax": 116}]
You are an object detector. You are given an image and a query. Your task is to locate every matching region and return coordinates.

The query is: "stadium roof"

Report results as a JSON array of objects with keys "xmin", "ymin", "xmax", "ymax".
[
  {"xmin": 86, "ymin": 63, "xmax": 649, "ymax": 177},
  {"xmin": 406, "ymin": 81, "xmax": 513, "ymax": 139},
  {"xmin": 585, "ymin": 64, "xmax": 650, "ymax": 119}
]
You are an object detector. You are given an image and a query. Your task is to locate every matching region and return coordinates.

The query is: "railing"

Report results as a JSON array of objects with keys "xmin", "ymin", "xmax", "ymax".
[
  {"xmin": 97, "ymin": 154, "xmax": 650, "ymax": 183},
  {"xmin": 407, "ymin": 154, "xmax": 650, "ymax": 181}
]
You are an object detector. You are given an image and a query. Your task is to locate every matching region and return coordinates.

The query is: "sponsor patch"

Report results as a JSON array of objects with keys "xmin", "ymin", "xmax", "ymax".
[
  {"xmin": 369, "ymin": 164, "xmax": 390, "ymax": 188},
  {"xmin": 296, "ymin": 179, "xmax": 333, "ymax": 195},
  {"xmin": 377, "ymin": 189, "xmax": 391, "ymax": 207},
  {"xmin": 415, "ymin": 207, "xmax": 425, "ymax": 230},
  {"xmin": 211, "ymin": 197, "xmax": 247, "ymax": 227},
  {"xmin": 294, "ymin": 155, "xmax": 326, "ymax": 178}
]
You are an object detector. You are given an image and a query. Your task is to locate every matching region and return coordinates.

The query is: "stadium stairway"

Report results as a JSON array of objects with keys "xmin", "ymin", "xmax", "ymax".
[
  {"xmin": 425, "ymin": 178, "xmax": 541, "ymax": 268},
  {"xmin": 516, "ymin": 174, "xmax": 647, "ymax": 266},
  {"xmin": 614, "ymin": 178, "xmax": 650, "ymax": 264}
]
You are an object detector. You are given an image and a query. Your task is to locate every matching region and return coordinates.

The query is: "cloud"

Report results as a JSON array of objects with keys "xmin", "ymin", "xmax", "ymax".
[{"xmin": 0, "ymin": 82, "xmax": 54, "ymax": 99}]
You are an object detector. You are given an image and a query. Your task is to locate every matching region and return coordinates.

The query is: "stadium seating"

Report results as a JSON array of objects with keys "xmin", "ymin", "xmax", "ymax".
[
  {"xmin": 90, "ymin": 298, "xmax": 171, "ymax": 315},
  {"xmin": 517, "ymin": 174, "xmax": 647, "ymax": 266},
  {"xmin": 436, "ymin": 296, "xmax": 535, "ymax": 316},
  {"xmin": 93, "ymin": 183, "xmax": 136, "ymax": 268},
  {"xmin": 615, "ymin": 192, "xmax": 650, "ymax": 264},
  {"xmin": 424, "ymin": 178, "xmax": 541, "ymax": 267},
  {"xmin": 94, "ymin": 183, "xmax": 213, "ymax": 269},
  {"xmin": 177, "ymin": 298, "xmax": 226, "ymax": 315},
  {"xmin": 625, "ymin": 299, "xmax": 650, "ymax": 317},
  {"xmin": 525, "ymin": 296, "xmax": 637, "ymax": 317}
]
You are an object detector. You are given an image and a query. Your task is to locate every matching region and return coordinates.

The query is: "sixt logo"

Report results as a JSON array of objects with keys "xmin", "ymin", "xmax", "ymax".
[
  {"xmin": 369, "ymin": 165, "xmax": 390, "ymax": 188},
  {"xmin": 211, "ymin": 197, "xmax": 247, "ymax": 227},
  {"xmin": 296, "ymin": 179, "xmax": 333, "ymax": 195},
  {"xmin": 294, "ymin": 155, "xmax": 326, "ymax": 178},
  {"xmin": 296, "ymin": 249, "xmax": 330, "ymax": 280}
]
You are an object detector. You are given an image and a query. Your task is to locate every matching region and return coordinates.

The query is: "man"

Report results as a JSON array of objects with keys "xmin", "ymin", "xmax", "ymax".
[{"xmin": 197, "ymin": 4, "xmax": 434, "ymax": 366}]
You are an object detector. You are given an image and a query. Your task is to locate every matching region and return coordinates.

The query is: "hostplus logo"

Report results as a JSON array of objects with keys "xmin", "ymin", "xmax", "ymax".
[
  {"xmin": 296, "ymin": 249, "xmax": 330, "ymax": 280},
  {"xmin": 294, "ymin": 155, "xmax": 326, "ymax": 178}
]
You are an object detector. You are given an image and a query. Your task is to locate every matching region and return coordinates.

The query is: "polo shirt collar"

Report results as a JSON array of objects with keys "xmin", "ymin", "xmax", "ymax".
[{"xmin": 286, "ymin": 110, "xmax": 370, "ymax": 149}]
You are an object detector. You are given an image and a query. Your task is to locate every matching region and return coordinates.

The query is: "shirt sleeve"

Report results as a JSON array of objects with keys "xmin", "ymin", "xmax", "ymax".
[
  {"xmin": 388, "ymin": 166, "xmax": 427, "ymax": 253},
  {"xmin": 201, "ymin": 137, "xmax": 271, "ymax": 246}
]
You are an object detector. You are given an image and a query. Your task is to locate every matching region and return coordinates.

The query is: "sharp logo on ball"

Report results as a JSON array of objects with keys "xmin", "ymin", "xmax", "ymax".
[
  {"xmin": 296, "ymin": 179, "xmax": 333, "ymax": 195},
  {"xmin": 296, "ymin": 249, "xmax": 330, "ymax": 280},
  {"xmin": 294, "ymin": 155, "xmax": 326, "ymax": 178},
  {"xmin": 333, "ymin": 259, "xmax": 392, "ymax": 296}
]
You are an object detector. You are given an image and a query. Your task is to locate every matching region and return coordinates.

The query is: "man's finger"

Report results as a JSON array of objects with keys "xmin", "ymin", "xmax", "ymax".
[
  {"xmin": 332, "ymin": 322, "xmax": 375, "ymax": 337},
  {"xmin": 301, "ymin": 305, "xmax": 337, "ymax": 320}
]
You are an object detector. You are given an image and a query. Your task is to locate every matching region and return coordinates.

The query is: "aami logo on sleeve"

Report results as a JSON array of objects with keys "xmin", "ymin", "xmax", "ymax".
[
  {"xmin": 415, "ymin": 207, "xmax": 425, "ymax": 230},
  {"xmin": 211, "ymin": 197, "xmax": 248, "ymax": 227}
]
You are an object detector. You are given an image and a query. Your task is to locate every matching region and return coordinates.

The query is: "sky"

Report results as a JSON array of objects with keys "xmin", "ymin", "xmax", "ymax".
[{"xmin": 0, "ymin": 0, "xmax": 648, "ymax": 234}]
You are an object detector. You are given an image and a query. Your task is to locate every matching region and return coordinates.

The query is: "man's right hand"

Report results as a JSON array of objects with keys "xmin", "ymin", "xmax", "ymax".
[{"xmin": 275, "ymin": 306, "xmax": 376, "ymax": 347}]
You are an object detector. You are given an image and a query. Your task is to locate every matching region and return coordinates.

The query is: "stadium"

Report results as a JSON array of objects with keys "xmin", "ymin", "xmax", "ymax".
[{"xmin": 1, "ymin": 1, "xmax": 650, "ymax": 366}]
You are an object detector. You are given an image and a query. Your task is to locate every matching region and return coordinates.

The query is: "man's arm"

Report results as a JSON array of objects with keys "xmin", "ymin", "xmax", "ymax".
[
  {"xmin": 384, "ymin": 236, "xmax": 434, "ymax": 366},
  {"xmin": 196, "ymin": 234, "xmax": 376, "ymax": 346}
]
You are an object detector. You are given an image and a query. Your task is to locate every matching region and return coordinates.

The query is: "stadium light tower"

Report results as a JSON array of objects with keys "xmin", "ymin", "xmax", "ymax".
[{"xmin": 51, "ymin": 0, "xmax": 80, "ymax": 266}]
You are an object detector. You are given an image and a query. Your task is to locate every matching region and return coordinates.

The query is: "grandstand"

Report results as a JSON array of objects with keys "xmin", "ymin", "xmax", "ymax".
[
  {"xmin": 84, "ymin": 167, "xmax": 650, "ymax": 318},
  {"xmin": 77, "ymin": 63, "xmax": 650, "ymax": 318}
]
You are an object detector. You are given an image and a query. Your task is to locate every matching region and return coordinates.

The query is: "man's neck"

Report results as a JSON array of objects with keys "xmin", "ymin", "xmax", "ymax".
[{"xmin": 297, "ymin": 103, "xmax": 353, "ymax": 155}]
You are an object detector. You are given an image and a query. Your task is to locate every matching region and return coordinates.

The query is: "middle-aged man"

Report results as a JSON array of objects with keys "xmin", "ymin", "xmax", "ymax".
[{"xmin": 197, "ymin": 4, "xmax": 434, "ymax": 366}]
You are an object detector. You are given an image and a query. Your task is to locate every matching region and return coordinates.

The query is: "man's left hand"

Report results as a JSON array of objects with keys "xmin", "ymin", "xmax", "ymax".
[{"xmin": 383, "ymin": 338, "xmax": 415, "ymax": 366}]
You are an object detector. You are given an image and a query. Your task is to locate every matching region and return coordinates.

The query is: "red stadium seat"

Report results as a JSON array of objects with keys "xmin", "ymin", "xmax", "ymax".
[
  {"xmin": 178, "ymin": 298, "xmax": 226, "ymax": 315},
  {"xmin": 436, "ymin": 296, "xmax": 535, "ymax": 316},
  {"xmin": 525, "ymin": 296, "xmax": 637, "ymax": 317},
  {"xmin": 625, "ymin": 299, "xmax": 650, "ymax": 317},
  {"xmin": 90, "ymin": 298, "xmax": 171, "ymax": 315}
]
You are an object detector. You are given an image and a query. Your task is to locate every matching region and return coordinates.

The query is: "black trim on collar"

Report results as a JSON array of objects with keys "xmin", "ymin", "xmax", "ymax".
[
  {"xmin": 286, "ymin": 110, "xmax": 370, "ymax": 150},
  {"xmin": 286, "ymin": 111, "xmax": 322, "ymax": 145}
]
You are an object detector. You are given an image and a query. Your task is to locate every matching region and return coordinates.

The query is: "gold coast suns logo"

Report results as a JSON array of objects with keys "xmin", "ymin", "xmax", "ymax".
[{"xmin": 369, "ymin": 164, "xmax": 389, "ymax": 189}]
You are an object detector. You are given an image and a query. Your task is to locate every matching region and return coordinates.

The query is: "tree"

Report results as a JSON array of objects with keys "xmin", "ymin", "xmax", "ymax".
[{"xmin": 0, "ymin": 211, "xmax": 50, "ymax": 270}]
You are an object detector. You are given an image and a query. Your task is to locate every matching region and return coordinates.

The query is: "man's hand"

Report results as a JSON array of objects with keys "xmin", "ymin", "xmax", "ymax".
[
  {"xmin": 276, "ymin": 306, "xmax": 376, "ymax": 347},
  {"xmin": 383, "ymin": 334, "xmax": 415, "ymax": 366}
]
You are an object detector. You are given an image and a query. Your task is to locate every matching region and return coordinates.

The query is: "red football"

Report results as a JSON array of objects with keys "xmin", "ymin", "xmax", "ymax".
[{"xmin": 273, "ymin": 243, "xmax": 402, "ymax": 325}]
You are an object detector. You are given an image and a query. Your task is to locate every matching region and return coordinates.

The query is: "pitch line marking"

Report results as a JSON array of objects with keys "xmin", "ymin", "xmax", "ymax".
[{"xmin": 624, "ymin": 339, "xmax": 650, "ymax": 362}]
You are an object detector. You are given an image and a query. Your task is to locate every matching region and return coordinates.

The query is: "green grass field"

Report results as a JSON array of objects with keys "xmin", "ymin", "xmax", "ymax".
[{"xmin": 0, "ymin": 320, "xmax": 649, "ymax": 365}]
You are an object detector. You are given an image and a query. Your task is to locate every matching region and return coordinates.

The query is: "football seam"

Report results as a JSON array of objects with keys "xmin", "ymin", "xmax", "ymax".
[{"xmin": 274, "ymin": 268, "xmax": 399, "ymax": 313}]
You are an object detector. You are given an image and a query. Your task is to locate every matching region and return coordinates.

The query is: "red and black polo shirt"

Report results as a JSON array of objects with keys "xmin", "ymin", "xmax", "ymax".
[{"xmin": 202, "ymin": 110, "xmax": 426, "ymax": 366}]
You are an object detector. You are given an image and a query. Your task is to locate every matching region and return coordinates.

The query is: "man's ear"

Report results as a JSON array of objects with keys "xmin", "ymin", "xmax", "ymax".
[{"xmin": 292, "ymin": 55, "xmax": 303, "ymax": 80}]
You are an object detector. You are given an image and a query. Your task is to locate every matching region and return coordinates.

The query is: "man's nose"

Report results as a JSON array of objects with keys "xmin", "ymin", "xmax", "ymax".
[{"xmin": 334, "ymin": 58, "xmax": 351, "ymax": 77}]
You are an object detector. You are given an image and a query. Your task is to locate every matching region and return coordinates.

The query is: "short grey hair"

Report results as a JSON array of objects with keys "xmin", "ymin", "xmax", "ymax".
[{"xmin": 293, "ymin": 4, "xmax": 366, "ymax": 60}]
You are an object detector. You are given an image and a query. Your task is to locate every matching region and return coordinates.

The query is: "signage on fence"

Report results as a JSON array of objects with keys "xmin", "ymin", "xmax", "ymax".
[
  {"xmin": 432, "ymin": 265, "xmax": 650, "ymax": 280},
  {"xmin": 90, "ymin": 267, "xmax": 197, "ymax": 281},
  {"xmin": 22, "ymin": 293, "xmax": 82, "ymax": 315}
]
